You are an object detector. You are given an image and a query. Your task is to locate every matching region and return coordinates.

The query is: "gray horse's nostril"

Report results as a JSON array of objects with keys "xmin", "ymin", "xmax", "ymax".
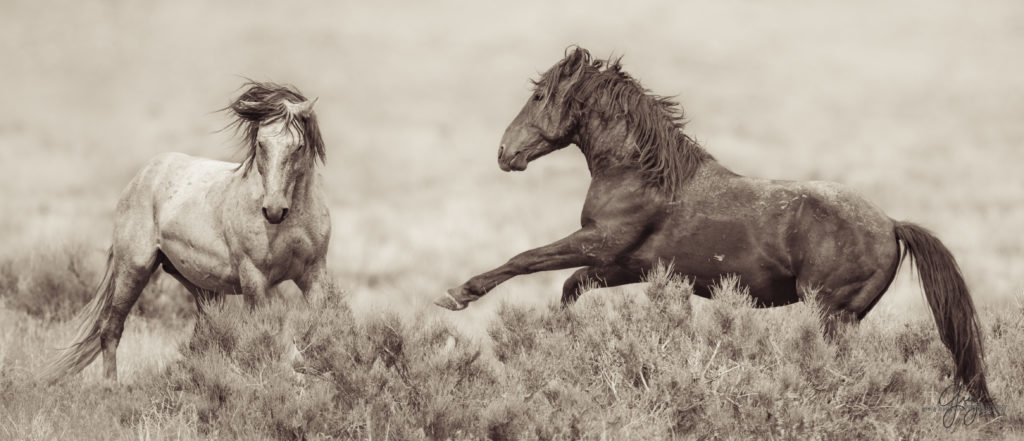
[
  {"xmin": 498, "ymin": 144, "xmax": 506, "ymax": 159},
  {"xmin": 262, "ymin": 207, "xmax": 287, "ymax": 223}
]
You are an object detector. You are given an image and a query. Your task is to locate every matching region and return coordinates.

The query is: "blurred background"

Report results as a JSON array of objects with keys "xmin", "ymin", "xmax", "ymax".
[{"xmin": 2, "ymin": 0, "xmax": 1022, "ymax": 334}]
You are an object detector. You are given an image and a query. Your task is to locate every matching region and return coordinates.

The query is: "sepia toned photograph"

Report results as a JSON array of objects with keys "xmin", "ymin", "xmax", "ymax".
[{"xmin": 1, "ymin": 0, "xmax": 1022, "ymax": 439}]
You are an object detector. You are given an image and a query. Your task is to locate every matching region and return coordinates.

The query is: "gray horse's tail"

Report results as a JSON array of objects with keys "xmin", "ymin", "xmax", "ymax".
[
  {"xmin": 894, "ymin": 221, "xmax": 992, "ymax": 407},
  {"xmin": 38, "ymin": 249, "xmax": 116, "ymax": 383}
]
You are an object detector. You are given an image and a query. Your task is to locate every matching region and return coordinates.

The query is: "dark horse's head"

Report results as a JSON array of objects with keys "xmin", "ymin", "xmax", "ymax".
[
  {"xmin": 227, "ymin": 81, "xmax": 325, "ymax": 224},
  {"xmin": 498, "ymin": 47, "xmax": 597, "ymax": 171},
  {"xmin": 499, "ymin": 46, "xmax": 709, "ymax": 197}
]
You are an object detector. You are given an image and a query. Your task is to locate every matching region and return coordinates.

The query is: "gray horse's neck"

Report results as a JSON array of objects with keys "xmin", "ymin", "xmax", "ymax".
[{"xmin": 289, "ymin": 169, "xmax": 319, "ymax": 213}]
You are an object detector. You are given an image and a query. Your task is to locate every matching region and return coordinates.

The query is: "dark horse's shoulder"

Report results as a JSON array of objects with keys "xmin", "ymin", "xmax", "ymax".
[{"xmin": 580, "ymin": 169, "xmax": 670, "ymax": 232}]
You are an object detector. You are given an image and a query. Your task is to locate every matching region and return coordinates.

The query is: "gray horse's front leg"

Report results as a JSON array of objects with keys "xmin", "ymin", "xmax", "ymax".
[
  {"xmin": 237, "ymin": 258, "xmax": 270, "ymax": 308},
  {"xmin": 289, "ymin": 258, "xmax": 331, "ymax": 370},
  {"xmin": 296, "ymin": 258, "xmax": 330, "ymax": 304}
]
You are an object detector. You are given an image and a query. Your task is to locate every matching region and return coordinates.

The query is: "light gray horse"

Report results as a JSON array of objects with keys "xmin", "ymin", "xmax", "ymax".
[{"xmin": 41, "ymin": 82, "xmax": 331, "ymax": 382}]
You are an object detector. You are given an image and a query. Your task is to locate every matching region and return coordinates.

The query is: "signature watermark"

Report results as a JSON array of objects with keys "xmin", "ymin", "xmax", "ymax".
[{"xmin": 921, "ymin": 382, "xmax": 1006, "ymax": 430}]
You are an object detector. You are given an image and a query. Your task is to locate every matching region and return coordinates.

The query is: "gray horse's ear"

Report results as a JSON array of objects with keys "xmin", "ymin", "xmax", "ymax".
[
  {"xmin": 286, "ymin": 97, "xmax": 318, "ymax": 117},
  {"xmin": 561, "ymin": 46, "xmax": 589, "ymax": 77}
]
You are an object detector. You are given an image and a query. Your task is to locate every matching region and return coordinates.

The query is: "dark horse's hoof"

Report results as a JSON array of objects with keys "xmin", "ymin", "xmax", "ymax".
[
  {"xmin": 433, "ymin": 288, "xmax": 472, "ymax": 311},
  {"xmin": 433, "ymin": 292, "xmax": 467, "ymax": 310}
]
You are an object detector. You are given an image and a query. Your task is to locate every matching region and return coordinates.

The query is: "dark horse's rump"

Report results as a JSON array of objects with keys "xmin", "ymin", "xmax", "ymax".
[{"xmin": 436, "ymin": 46, "xmax": 992, "ymax": 406}]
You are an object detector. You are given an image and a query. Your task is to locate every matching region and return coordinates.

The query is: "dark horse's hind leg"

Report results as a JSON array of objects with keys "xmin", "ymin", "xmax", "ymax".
[
  {"xmin": 803, "ymin": 284, "xmax": 868, "ymax": 339},
  {"xmin": 802, "ymin": 266, "xmax": 897, "ymax": 339},
  {"xmin": 561, "ymin": 266, "xmax": 642, "ymax": 307},
  {"xmin": 819, "ymin": 302, "xmax": 860, "ymax": 339}
]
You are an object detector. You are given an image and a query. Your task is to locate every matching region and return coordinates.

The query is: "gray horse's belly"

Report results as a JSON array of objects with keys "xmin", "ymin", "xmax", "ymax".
[{"xmin": 158, "ymin": 239, "xmax": 241, "ymax": 293}]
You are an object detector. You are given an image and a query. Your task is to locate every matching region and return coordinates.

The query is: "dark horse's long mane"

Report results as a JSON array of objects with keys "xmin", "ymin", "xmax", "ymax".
[
  {"xmin": 535, "ymin": 47, "xmax": 713, "ymax": 194},
  {"xmin": 224, "ymin": 81, "xmax": 326, "ymax": 175}
]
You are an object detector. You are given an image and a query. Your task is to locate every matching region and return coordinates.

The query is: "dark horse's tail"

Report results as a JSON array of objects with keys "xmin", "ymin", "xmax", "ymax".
[
  {"xmin": 894, "ymin": 221, "xmax": 992, "ymax": 406},
  {"xmin": 37, "ymin": 248, "xmax": 116, "ymax": 384}
]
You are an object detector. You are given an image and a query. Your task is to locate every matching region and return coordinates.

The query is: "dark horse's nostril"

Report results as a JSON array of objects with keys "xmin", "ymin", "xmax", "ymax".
[{"xmin": 498, "ymin": 144, "xmax": 505, "ymax": 159}]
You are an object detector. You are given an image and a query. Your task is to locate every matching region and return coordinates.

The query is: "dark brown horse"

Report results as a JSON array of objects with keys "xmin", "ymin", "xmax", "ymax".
[{"xmin": 434, "ymin": 47, "xmax": 992, "ymax": 405}]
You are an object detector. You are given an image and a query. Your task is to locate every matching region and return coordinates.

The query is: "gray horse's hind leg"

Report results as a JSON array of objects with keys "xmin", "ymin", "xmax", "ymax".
[
  {"xmin": 561, "ymin": 266, "xmax": 642, "ymax": 307},
  {"xmin": 99, "ymin": 248, "xmax": 159, "ymax": 381},
  {"xmin": 97, "ymin": 169, "xmax": 168, "ymax": 381}
]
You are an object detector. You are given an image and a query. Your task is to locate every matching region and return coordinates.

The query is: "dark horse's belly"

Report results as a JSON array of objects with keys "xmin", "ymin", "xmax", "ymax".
[
  {"xmin": 627, "ymin": 213, "xmax": 801, "ymax": 307},
  {"xmin": 689, "ymin": 273, "xmax": 800, "ymax": 307}
]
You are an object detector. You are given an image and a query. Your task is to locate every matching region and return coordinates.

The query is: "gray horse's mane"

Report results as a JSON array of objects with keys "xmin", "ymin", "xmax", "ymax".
[
  {"xmin": 535, "ymin": 47, "xmax": 712, "ymax": 194},
  {"xmin": 225, "ymin": 81, "xmax": 326, "ymax": 175}
]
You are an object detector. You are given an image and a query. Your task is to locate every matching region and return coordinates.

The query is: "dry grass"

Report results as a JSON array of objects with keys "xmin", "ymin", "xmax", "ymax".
[
  {"xmin": 3, "ymin": 268, "xmax": 1023, "ymax": 440},
  {"xmin": 2, "ymin": 0, "xmax": 1024, "ymax": 439}
]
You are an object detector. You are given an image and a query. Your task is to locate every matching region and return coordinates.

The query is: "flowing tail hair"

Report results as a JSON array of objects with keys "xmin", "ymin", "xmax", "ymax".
[
  {"xmin": 894, "ymin": 221, "xmax": 992, "ymax": 406},
  {"xmin": 37, "ymin": 248, "xmax": 116, "ymax": 383}
]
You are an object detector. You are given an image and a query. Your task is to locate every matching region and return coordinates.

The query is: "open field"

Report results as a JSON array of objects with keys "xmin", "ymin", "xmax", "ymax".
[{"xmin": 2, "ymin": 0, "xmax": 1023, "ymax": 439}]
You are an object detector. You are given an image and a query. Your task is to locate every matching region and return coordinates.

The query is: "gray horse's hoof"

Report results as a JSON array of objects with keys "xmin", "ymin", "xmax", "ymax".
[{"xmin": 433, "ymin": 290, "xmax": 469, "ymax": 311}]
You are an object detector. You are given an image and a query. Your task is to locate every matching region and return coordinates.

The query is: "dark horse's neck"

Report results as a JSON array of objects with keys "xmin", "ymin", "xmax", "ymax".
[
  {"xmin": 573, "ymin": 116, "xmax": 627, "ymax": 175},
  {"xmin": 572, "ymin": 111, "xmax": 716, "ymax": 191}
]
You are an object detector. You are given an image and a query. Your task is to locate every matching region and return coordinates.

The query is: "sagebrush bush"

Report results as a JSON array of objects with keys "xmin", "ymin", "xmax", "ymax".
[
  {"xmin": 0, "ymin": 243, "xmax": 98, "ymax": 321},
  {"xmin": 124, "ymin": 284, "xmax": 503, "ymax": 440},
  {"xmin": 6, "ymin": 272, "xmax": 1020, "ymax": 439},
  {"xmin": 0, "ymin": 245, "xmax": 205, "ymax": 322}
]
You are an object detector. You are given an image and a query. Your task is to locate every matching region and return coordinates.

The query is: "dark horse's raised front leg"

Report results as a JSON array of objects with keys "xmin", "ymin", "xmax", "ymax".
[{"xmin": 435, "ymin": 225, "xmax": 645, "ymax": 310}]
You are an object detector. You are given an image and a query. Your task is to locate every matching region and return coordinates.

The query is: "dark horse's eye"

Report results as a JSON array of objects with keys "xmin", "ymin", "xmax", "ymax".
[{"xmin": 533, "ymin": 92, "xmax": 543, "ymax": 101}]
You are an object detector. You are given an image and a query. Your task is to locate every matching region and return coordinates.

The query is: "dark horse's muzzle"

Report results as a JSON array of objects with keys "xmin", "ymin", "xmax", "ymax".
[
  {"xmin": 498, "ymin": 143, "xmax": 528, "ymax": 171},
  {"xmin": 499, "ymin": 124, "xmax": 537, "ymax": 172}
]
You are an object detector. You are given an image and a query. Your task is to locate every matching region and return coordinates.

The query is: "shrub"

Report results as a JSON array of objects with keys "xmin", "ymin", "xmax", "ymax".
[
  {"xmin": 0, "ymin": 242, "xmax": 206, "ymax": 323},
  {"xmin": 13, "ymin": 271, "xmax": 1006, "ymax": 440},
  {"xmin": 128, "ymin": 283, "xmax": 500, "ymax": 440},
  {"xmin": 0, "ymin": 242, "xmax": 98, "ymax": 321}
]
